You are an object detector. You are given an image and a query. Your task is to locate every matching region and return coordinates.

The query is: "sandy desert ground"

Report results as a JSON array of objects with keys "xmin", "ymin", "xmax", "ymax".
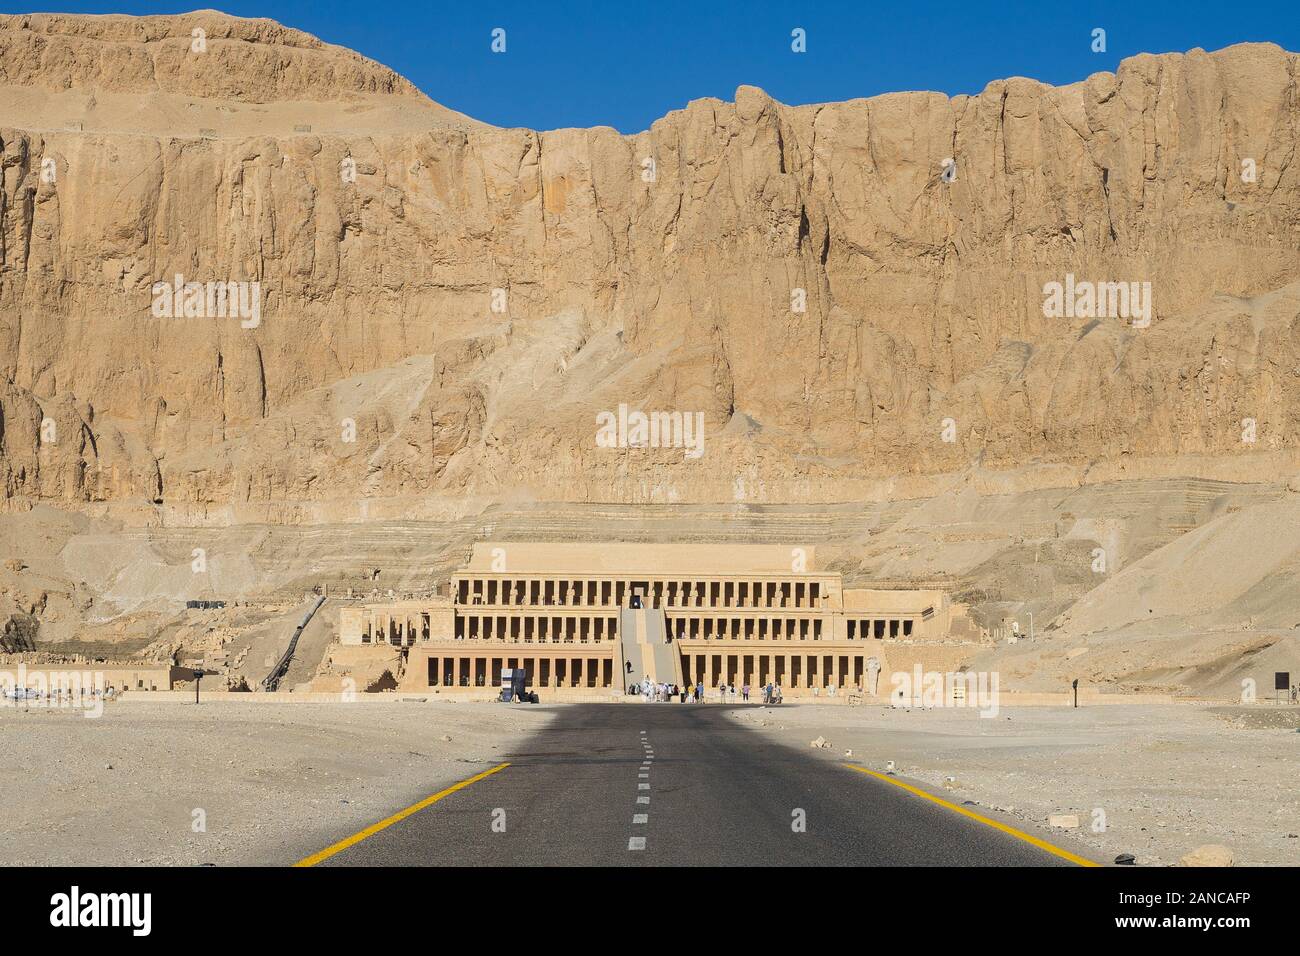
[
  {"xmin": 736, "ymin": 702, "xmax": 1300, "ymax": 866},
  {"xmin": 0, "ymin": 699, "xmax": 552, "ymax": 866},
  {"xmin": 5, "ymin": 697, "xmax": 1297, "ymax": 866}
]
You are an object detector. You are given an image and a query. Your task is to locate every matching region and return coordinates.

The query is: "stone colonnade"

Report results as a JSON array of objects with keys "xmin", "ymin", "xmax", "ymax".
[
  {"xmin": 678, "ymin": 647, "xmax": 877, "ymax": 691},
  {"xmin": 457, "ymin": 575, "xmax": 835, "ymax": 611},
  {"xmin": 422, "ymin": 651, "xmax": 615, "ymax": 689}
]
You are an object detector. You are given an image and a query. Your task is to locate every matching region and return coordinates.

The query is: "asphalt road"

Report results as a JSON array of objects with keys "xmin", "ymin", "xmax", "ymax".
[{"xmin": 314, "ymin": 703, "xmax": 1081, "ymax": 866}]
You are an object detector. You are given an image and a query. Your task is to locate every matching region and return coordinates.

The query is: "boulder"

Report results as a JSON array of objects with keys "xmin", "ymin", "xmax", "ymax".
[{"xmin": 1177, "ymin": 845, "xmax": 1235, "ymax": 867}]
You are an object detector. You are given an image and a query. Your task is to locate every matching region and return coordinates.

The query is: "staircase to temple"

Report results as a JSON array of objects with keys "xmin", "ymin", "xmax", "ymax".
[{"xmin": 618, "ymin": 605, "xmax": 684, "ymax": 691}]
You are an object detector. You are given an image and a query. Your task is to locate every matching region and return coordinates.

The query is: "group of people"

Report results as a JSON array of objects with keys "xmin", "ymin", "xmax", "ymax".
[
  {"xmin": 626, "ymin": 677, "xmax": 783, "ymax": 704},
  {"xmin": 628, "ymin": 679, "xmax": 680, "ymax": 702}
]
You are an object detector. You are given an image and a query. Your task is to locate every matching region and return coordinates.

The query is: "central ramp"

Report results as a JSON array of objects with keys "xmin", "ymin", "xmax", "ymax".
[{"xmin": 618, "ymin": 606, "xmax": 683, "ymax": 690}]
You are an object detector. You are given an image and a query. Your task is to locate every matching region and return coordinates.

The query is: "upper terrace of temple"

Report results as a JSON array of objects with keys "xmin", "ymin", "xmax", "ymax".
[
  {"xmin": 463, "ymin": 543, "xmax": 815, "ymax": 575},
  {"xmin": 455, "ymin": 543, "xmax": 838, "ymax": 611}
]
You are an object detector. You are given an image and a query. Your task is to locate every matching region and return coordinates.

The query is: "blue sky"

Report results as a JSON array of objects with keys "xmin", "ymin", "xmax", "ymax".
[{"xmin": 4, "ymin": 1, "xmax": 1298, "ymax": 132}]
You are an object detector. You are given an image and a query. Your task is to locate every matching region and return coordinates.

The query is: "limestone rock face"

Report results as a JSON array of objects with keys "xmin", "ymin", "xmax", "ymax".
[
  {"xmin": 0, "ymin": 11, "xmax": 424, "ymax": 101},
  {"xmin": 2, "ymin": 12, "xmax": 1299, "ymax": 518}
]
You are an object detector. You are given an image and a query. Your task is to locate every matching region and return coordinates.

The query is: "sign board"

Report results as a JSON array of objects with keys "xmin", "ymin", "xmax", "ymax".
[{"xmin": 1275, "ymin": 672, "xmax": 1290, "ymax": 691}]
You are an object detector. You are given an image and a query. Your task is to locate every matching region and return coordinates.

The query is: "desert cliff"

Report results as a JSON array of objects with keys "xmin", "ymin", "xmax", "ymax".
[
  {"xmin": 2, "ymin": 11, "xmax": 1297, "ymax": 518},
  {"xmin": 1, "ymin": 12, "xmax": 1299, "ymax": 695}
]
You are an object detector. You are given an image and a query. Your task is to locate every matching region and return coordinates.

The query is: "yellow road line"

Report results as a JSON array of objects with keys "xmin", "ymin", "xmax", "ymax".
[
  {"xmin": 842, "ymin": 764, "xmax": 1100, "ymax": 867},
  {"xmin": 294, "ymin": 762, "xmax": 511, "ymax": 867}
]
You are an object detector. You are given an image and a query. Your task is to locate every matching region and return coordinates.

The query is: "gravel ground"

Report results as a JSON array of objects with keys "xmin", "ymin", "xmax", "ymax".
[
  {"xmin": 10, "ymin": 698, "xmax": 1297, "ymax": 867},
  {"xmin": 3, "ymin": 699, "xmax": 553, "ymax": 866},
  {"xmin": 730, "ymin": 702, "xmax": 1300, "ymax": 866}
]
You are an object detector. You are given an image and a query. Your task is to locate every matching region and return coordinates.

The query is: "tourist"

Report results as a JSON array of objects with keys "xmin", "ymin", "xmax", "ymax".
[{"xmin": 742, "ymin": 683, "xmax": 749, "ymax": 701}]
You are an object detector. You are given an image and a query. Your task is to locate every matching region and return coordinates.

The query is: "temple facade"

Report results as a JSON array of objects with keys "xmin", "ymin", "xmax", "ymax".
[{"xmin": 338, "ymin": 543, "xmax": 980, "ymax": 696}]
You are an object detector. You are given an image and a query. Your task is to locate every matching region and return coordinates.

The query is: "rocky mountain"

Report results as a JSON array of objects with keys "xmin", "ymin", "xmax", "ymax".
[{"xmin": 2, "ymin": 11, "xmax": 1298, "ymax": 522}]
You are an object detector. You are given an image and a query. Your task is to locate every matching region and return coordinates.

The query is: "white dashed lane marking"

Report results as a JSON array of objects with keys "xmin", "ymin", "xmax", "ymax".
[{"xmin": 631, "ymin": 730, "xmax": 653, "ymax": 851}]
